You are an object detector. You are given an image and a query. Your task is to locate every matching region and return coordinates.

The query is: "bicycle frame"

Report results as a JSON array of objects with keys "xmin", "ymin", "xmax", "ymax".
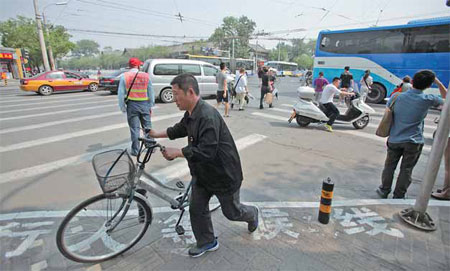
[{"xmin": 105, "ymin": 136, "xmax": 190, "ymax": 232}]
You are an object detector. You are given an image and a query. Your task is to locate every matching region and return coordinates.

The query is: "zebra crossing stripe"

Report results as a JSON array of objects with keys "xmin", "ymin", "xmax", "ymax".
[
  {"xmin": 0, "ymin": 99, "xmax": 113, "ymax": 114},
  {"xmin": 149, "ymin": 134, "xmax": 267, "ymax": 183},
  {"xmin": 0, "ymin": 113, "xmax": 183, "ymax": 154},
  {"xmin": 0, "ymin": 94, "xmax": 115, "ymax": 107},
  {"xmin": 0, "ymin": 104, "xmax": 117, "ymax": 121},
  {"xmin": 0, "ymin": 92, "xmax": 108, "ymax": 104}
]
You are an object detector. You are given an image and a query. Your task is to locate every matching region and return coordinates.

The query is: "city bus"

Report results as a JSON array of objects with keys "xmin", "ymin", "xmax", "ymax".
[
  {"xmin": 313, "ymin": 17, "xmax": 450, "ymax": 103},
  {"xmin": 176, "ymin": 54, "xmax": 254, "ymax": 75},
  {"xmin": 265, "ymin": 61, "xmax": 298, "ymax": 77}
]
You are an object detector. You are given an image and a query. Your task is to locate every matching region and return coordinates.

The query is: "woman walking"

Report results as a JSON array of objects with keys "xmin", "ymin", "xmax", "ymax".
[{"xmin": 359, "ymin": 70, "xmax": 373, "ymax": 102}]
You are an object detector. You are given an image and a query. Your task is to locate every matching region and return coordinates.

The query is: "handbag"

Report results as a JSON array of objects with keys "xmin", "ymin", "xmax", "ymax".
[
  {"xmin": 264, "ymin": 92, "xmax": 273, "ymax": 105},
  {"xmin": 124, "ymin": 71, "xmax": 140, "ymax": 104},
  {"xmin": 232, "ymin": 75, "xmax": 243, "ymax": 96},
  {"xmin": 375, "ymin": 93, "xmax": 400, "ymax": 137}
]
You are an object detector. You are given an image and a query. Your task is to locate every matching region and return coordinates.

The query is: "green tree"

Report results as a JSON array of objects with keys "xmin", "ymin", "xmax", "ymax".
[
  {"xmin": 209, "ymin": 16, "xmax": 256, "ymax": 58},
  {"xmin": 0, "ymin": 16, "xmax": 74, "ymax": 69},
  {"xmin": 293, "ymin": 54, "xmax": 313, "ymax": 69},
  {"xmin": 72, "ymin": 39, "xmax": 100, "ymax": 56}
]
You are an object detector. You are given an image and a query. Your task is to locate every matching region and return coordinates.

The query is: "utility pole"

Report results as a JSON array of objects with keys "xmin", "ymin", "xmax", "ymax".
[
  {"xmin": 42, "ymin": 14, "xmax": 55, "ymax": 70},
  {"xmin": 33, "ymin": 0, "xmax": 50, "ymax": 71}
]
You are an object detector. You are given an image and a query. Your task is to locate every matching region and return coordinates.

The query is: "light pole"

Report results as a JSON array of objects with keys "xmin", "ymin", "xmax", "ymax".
[
  {"xmin": 33, "ymin": 0, "xmax": 50, "ymax": 71},
  {"xmin": 42, "ymin": 2, "xmax": 68, "ymax": 70}
]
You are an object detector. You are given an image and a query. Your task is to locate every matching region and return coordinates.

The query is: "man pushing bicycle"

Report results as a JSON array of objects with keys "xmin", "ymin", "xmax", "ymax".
[{"xmin": 149, "ymin": 73, "xmax": 259, "ymax": 257}]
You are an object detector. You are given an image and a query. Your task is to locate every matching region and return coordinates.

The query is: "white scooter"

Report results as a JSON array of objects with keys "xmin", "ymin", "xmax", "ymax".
[{"xmin": 288, "ymin": 86, "xmax": 376, "ymax": 129}]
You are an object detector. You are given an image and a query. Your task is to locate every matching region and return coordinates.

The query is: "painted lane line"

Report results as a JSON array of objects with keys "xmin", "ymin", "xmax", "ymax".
[
  {"xmin": 268, "ymin": 108, "xmax": 293, "ymax": 114},
  {"xmin": 252, "ymin": 112, "xmax": 288, "ymax": 122},
  {"xmin": 0, "ymin": 113, "xmax": 181, "ymax": 153},
  {"xmin": 0, "ymin": 199, "xmax": 448, "ymax": 221},
  {"xmin": 0, "ymin": 94, "xmax": 116, "ymax": 108},
  {"xmin": 30, "ymin": 260, "xmax": 48, "ymax": 271},
  {"xmin": 0, "ymin": 111, "xmax": 122, "ymax": 135},
  {"xmin": 149, "ymin": 134, "xmax": 267, "ymax": 183},
  {"xmin": 0, "ymin": 104, "xmax": 116, "ymax": 121},
  {"xmin": 251, "ymin": 112, "xmax": 433, "ymax": 153},
  {"xmin": 0, "ymin": 99, "xmax": 114, "ymax": 114},
  {"xmin": 0, "ymin": 140, "xmax": 175, "ymax": 185},
  {"xmin": 0, "ymin": 92, "xmax": 107, "ymax": 104}
]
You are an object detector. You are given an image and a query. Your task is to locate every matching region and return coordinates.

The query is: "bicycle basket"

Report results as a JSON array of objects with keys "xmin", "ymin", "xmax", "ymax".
[{"xmin": 92, "ymin": 149, "xmax": 135, "ymax": 193}]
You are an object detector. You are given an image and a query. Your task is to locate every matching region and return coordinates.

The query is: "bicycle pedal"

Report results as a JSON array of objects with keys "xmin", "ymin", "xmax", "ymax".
[
  {"xmin": 176, "ymin": 181, "xmax": 185, "ymax": 189},
  {"xmin": 176, "ymin": 225, "xmax": 185, "ymax": 235}
]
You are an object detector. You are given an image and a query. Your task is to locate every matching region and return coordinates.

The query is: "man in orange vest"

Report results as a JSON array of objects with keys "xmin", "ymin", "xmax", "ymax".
[{"xmin": 118, "ymin": 58, "xmax": 155, "ymax": 156}]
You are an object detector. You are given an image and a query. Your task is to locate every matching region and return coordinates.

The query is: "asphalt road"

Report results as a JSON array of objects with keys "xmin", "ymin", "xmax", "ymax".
[{"xmin": 0, "ymin": 77, "xmax": 445, "ymax": 270}]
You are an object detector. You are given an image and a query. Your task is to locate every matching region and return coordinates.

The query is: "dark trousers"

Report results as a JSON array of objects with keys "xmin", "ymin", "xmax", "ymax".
[
  {"xmin": 322, "ymin": 102, "xmax": 339, "ymax": 126},
  {"xmin": 189, "ymin": 182, "xmax": 257, "ymax": 247},
  {"xmin": 260, "ymin": 86, "xmax": 270, "ymax": 107},
  {"xmin": 380, "ymin": 142, "xmax": 423, "ymax": 198}
]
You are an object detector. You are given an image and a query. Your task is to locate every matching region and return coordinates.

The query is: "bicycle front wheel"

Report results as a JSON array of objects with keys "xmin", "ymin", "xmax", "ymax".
[{"xmin": 56, "ymin": 193, "xmax": 152, "ymax": 263}]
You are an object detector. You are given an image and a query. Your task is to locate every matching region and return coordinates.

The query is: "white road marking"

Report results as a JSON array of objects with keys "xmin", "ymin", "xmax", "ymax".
[
  {"xmin": 252, "ymin": 111, "xmax": 434, "ymax": 152},
  {"xmin": 22, "ymin": 221, "xmax": 54, "ymax": 229},
  {"xmin": 30, "ymin": 260, "xmax": 48, "ymax": 271},
  {"xmin": 0, "ymin": 92, "xmax": 106, "ymax": 104},
  {"xmin": 0, "ymin": 138, "xmax": 171, "ymax": 185},
  {"xmin": 0, "ymin": 104, "xmax": 116, "ymax": 121},
  {"xmin": 150, "ymin": 134, "xmax": 267, "ymax": 183},
  {"xmin": 0, "ymin": 111, "xmax": 122, "ymax": 135},
  {"xmin": 30, "ymin": 239, "xmax": 44, "ymax": 249},
  {"xmin": 71, "ymin": 225, "xmax": 84, "ymax": 234},
  {"xmin": 0, "ymin": 95, "xmax": 115, "ymax": 109},
  {"xmin": 268, "ymin": 108, "xmax": 292, "ymax": 114},
  {"xmin": 0, "ymin": 99, "xmax": 113, "ymax": 114},
  {"xmin": 0, "ymin": 113, "xmax": 182, "ymax": 154},
  {"xmin": 251, "ymin": 112, "xmax": 288, "ymax": 122},
  {"xmin": 0, "ymin": 199, "xmax": 448, "ymax": 221}
]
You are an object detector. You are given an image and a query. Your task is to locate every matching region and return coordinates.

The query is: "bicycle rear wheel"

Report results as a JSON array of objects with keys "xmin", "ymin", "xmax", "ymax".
[{"xmin": 56, "ymin": 193, "xmax": 152, "ymax": 263}]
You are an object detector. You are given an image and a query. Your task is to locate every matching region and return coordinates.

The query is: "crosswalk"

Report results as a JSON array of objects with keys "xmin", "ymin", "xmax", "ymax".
[{"xmin": 251, "ymin": 103, "xmax": 441, "ymax": 154}]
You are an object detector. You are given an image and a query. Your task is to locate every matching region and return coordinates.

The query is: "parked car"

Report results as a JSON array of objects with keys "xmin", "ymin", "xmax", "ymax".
[
  {"xmin": 142, "ymin": 59, "xmax": 234, "ymax": 103},
  {"xmin": 98, "ymin": 69, "xmax": 129, "ymax": 94},
  {"xmin": 19, "ymin": 71, "xmax": 99, "ymax": 96}
]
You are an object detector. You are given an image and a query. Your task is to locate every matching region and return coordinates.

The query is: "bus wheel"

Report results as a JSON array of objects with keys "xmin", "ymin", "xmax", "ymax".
[{"xmin": 366, "ymin": 83, "xmax": 386, "ymax": 104}]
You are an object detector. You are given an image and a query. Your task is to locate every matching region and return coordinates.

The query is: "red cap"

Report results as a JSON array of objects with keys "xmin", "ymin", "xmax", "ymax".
[{"xmin": 128, "ymin": 57, "xmax": 143, "ymax": 67}]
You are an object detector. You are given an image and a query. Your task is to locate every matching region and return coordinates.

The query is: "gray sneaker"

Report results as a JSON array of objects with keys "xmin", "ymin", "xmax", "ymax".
[
  {"xmin": 188, "ymin": 238, "xmax": 219, "ymax": 258},
  {"xmin": 376, "ymin": 187, "xmax": 390, "ymax": 199}
]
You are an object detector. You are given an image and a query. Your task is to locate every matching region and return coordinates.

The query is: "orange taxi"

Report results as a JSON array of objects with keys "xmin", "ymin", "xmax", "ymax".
[{"xmin": 20, "ymin": 71, "xmax": 99, "ymax": 95}]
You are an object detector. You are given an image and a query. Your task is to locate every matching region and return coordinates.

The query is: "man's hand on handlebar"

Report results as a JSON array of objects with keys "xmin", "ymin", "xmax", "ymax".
[{"xmin": 161, "ymin": 147, "xmax": 183, "ymax": 161}]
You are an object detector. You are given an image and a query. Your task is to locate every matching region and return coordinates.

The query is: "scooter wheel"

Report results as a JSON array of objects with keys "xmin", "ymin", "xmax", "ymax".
[
  {"xmin": 352, "ymin": 115, "xmax": 369, "ymax": 129},
  {"xmin": 296, "ymin": 116, "xmax": 311, "ymax": 127}
]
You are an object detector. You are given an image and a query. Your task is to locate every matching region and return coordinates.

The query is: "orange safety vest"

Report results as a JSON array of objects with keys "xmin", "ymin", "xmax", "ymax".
[{"xmin": 124, "ymin": 71, "xmax": 150, "ymax": 101}]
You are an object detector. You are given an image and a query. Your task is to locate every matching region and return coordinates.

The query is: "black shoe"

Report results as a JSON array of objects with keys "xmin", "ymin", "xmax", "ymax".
[
  {"xmin": 269, "ymin": 104, "xmax": 273, "ymax": 108},
  {"xmin": 231, "ymin": 103, "xmax": 234, "ymax": 109},
  {"xmin": 188, "ymin": 238, "xmax": 219, "ymax": 257},
  {"xmin": 259, "ymin": 105, "xmax": 263, "ymax": 109},
  {"xmin": 248, "ymin": 206, "xmax": 259, "ymax": 233},
  {"xmin": 376, "ymin": 187, "xmax": 390, "ymax": 199},
  {"xmin": 239, "ymin": 108, "xmax": 244, "ymax": 111}
]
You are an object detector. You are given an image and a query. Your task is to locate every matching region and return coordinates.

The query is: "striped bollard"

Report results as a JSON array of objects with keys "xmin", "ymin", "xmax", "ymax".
[{"xmin": 318, "ymin": 178, "xmax": 334, "ymax": 224}]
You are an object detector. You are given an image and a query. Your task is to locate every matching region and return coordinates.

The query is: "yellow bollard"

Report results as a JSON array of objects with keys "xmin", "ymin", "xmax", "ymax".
[{"xmin": 318, "ymin": 177, "xmax": 334, "ymax": 224}]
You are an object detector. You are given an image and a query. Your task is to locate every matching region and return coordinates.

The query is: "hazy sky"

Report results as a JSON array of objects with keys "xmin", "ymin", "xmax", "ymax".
[{"xmin": 2, "ymin": 0, "xmax": 450, "ymax": 50}]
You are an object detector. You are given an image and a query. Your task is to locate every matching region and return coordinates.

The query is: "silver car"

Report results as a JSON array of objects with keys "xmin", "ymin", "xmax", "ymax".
[{"xmin": 143, "ymin": 59, "xmax": 234, "ymax": 103}]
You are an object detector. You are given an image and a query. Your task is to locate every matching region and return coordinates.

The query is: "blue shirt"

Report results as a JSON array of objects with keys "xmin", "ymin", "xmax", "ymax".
[
  {"xmin": 117, "ymin": 68, "xmax": 155, "ymax": 112},
  {"xmin": 387, "ymin": 88, "xmax": 443, "ymax": 144}
]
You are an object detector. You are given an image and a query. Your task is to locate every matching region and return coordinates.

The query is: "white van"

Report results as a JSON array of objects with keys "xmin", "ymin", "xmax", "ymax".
[{"xmin": 143, "ymin": 59, "xmax": 227, "ymax": 103}]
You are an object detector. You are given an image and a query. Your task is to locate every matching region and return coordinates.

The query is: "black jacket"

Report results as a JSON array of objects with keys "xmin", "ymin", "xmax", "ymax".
[{"xmin": 166, "ymin": 99, "xmax": 243, "ymax": 195}]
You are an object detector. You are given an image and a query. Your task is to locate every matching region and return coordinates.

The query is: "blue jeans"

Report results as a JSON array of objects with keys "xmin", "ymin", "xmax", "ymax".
[{"xmin": 126, "ymin": 101, "xmax": 152, "ymax": 155}]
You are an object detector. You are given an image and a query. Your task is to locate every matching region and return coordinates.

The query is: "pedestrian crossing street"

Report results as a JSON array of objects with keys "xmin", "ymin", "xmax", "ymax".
[{"xmin": 0, "ymin": 90, "xmax": 442, "ymax": 185}]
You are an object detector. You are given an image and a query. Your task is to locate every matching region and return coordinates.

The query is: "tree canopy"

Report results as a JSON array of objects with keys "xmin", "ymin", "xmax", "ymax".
[
  {"xmin": 0, "ymin": 16, "xmax": 74, "ymax": 68},
  {"xmin": 209, "ymin": 16, "xmax": 256, "ymax": 58},
  {"xmin": 72, "ymin": 39, "xmax": 100, "ymax": 57},
  {"xmin": 268, "ymin": 39, "xmax": 316, "ymax": 69}
]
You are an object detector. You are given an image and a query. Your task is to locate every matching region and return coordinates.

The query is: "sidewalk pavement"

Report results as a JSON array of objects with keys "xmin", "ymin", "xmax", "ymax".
[{"xmin": 84, "ymin": 199, "xmax": 449, "ymax": 271}]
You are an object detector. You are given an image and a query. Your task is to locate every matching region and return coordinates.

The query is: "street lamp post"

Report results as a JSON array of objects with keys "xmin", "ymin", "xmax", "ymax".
[
  {"xmin": 33, "ymin": 0, "xmax": 50, "ymax": 71},
  {"xmin": 42, "ymin": 2, "xmax": 68, "ymax": 71}
]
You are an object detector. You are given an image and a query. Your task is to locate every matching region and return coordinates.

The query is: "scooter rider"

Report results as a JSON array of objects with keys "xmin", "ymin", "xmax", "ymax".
[{"xmin": 320, "ymin": 77, "xmax": 355, "ymax": 132}]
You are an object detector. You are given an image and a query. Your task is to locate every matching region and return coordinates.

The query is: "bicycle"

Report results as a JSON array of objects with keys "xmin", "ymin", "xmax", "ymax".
[{"xmin": 56, "ymin": 136, "xmax": 220, "ymax": 263}]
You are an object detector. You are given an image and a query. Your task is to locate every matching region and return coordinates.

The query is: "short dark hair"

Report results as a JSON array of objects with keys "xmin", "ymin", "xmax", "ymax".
[
  {"xmin": 344, "ymin": 66, "xmax": 350, "ymax": 71},
  {"xmin": 220, "ymin": 62, "xmax": 226, "ymax": 70},
  {"xmin": 332, "ymin": 77, "xmax": 340, "ymax": 82},
  {"xmin": 319, "ymin": 71, "xmax": 324, "ymax": 76},
  {"xmin": 402, "ymin": 75, "xmax": 411, "ymax": 83},
  {"xmin": 412, "ymin": 70, "xmax": 435, "ymax": 90},
  {"xmin": 170, "ymin": 73, "xmax": 200, "ymax": 95}
]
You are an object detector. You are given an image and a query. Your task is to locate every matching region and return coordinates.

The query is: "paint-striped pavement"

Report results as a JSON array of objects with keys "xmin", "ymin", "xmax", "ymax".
[{"xmin": 0, "ymin": 113, "xmax": 183, "ymax": 153}]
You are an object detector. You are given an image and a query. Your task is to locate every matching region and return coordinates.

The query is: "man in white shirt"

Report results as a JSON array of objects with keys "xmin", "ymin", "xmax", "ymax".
[
  {"xmin": 233, "ymin": 68, "xmax": 248, "ymax": 110},
  {"xmin": 319, "ymin": 77, "xmax": 354, "ymax": 132}
]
